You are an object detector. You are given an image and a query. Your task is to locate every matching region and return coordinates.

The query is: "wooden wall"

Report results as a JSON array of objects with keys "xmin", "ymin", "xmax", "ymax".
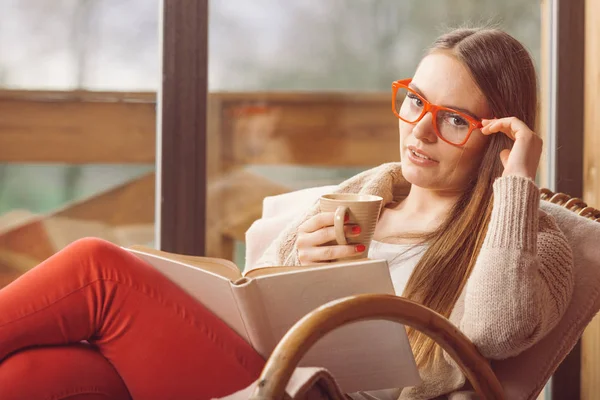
[
  {"xmin": 0, "ymin": 89, "xmax": 397, "ymax": 267},
  {"xmin": 205, "ymin": 92, "xmax": 397, "ymax": 259},
  {"xmin": 581, "ymin": 0, "xmax": 600, "ymax": 397},
  {"xmin": 0, "ymin": 90, "xmax": 156, "ymax": 163},
  {"xmin": 0, "ymin": 90, "xmax": 158, "ymax": 288}
]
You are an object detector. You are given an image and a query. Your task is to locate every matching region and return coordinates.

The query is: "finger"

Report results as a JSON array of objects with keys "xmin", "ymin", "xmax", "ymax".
[
  {"xmin": 298, "ymin": 244, "xmax": 366, "ymax": 264},
  {"xmin": 298, "ymin": 212, "xmax": 337, "ymax": 233},
  {"xmin": 297, "ymin": 224, "xmax": 361, "ymax": 247},
  {"xmin": 480, "ymin": 118, "xmax": 497, "ymax": 134},
  {"xmin": 484, "ymin": 120, "xmax": 516, "ymax": 140},
  {"xmin": 482, "ymin": 118, "xmax": 514, "ymax": 137},
  {"xmin": 483, "ymin": 117, "xmax": 531, "ymax": 141},
  {"xmin": 480, "ymin": 119, "xmax": 497, "ymax": 135}
]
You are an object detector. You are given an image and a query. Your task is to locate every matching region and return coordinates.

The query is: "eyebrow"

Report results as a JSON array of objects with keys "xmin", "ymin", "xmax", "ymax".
[{"xmin": 409, "ymin": 82, "xmax": 482, "ymax": 121}]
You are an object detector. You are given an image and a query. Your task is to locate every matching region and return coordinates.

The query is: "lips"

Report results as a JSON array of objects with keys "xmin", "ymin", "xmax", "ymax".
[{"xmin": 407, "ymin": 145, "xmax": 438, "ymax": 162}]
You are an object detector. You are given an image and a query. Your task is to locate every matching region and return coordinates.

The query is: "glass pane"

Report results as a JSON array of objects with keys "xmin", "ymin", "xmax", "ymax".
[
  {"xmin": 0, "ymin": 0, "xmax": 158, "ymax": 90},
  {"xmin": 0, "ymin": 164, "xmax": 153, "ymax": 215},
  {"xmin": 0, "ymin": 1, "xmax": 158, "ymax": 287},
  {"xmin": 208, "ymin": 0, "xmax": 541, "ymax": 267},
  {"xmin": 0, "ymin": 163, "xmax": 155, "ymax": 287},
  {"xmin": 209, "ymin": 0, "xmax": 540, "ymax": 92}
]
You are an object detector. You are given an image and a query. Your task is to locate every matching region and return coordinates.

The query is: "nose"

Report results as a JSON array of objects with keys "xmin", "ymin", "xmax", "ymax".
[{"xmin": 412, "ymin": 112, "xmax": 437, "ymax": 143}]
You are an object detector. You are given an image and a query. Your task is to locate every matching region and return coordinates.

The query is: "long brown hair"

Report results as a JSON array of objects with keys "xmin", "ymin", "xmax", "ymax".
[{"xmin": 402, "ymin": 28, "xmax": 538, "ymax": 366}]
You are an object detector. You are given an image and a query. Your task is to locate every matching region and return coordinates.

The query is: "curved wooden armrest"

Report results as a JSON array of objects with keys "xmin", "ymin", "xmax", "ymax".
[{"xmin": 250, "ymin": 294, "xmax": 504, "ymax": 400}]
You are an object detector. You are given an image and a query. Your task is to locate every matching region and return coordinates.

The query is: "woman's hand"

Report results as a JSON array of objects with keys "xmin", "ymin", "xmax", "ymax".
[
  {"xmin": 296, "ymin": 212, "xmax": 365, "ymax": 265},
  {"xmin": 481, "ymin": 117, "xmax": 543, "ymax": 180}
]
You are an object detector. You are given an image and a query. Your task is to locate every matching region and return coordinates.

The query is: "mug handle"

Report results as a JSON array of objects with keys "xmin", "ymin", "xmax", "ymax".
[{"xmin": 334, "ymin": 206, "xmax": 348, "ymax": 245}]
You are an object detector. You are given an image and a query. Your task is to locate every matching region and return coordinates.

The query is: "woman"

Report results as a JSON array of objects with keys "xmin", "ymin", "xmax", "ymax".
[
  {"xmin": 259, "ymin": 26, "xmax": 574, "ymax": 400},
  {"xmin": 0, "ymin": 27, "xmax": 573, "ymax": 400}
]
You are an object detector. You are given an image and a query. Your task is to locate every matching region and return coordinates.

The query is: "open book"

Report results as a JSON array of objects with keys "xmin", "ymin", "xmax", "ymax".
[{"xmin": 126, "ymin": 246, "xmax": 420, "ymax": 393}]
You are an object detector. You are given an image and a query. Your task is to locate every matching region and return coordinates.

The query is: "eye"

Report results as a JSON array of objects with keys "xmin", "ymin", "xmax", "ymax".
[
  {"xmin": 447, "ymin": 114, "xmax": 469, "ymax": 127},
  {"xmin": 407, "ymin": 93, "xmax": 423, "ymax": 108}
]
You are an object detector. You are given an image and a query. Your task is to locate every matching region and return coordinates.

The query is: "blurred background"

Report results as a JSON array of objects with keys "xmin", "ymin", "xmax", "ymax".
[
  {"xmin": 0, "ymin": 0, "xmax": 543, "ymax": 273},
  {"xmin": 0, "ymin": 0, "xmax": 540, "ymax": 217}
]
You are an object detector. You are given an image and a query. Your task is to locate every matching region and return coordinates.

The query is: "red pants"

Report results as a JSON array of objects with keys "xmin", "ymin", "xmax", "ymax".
[{"xmin": 0, "ymin": 238, "xmax": 265, "ymax": 399}]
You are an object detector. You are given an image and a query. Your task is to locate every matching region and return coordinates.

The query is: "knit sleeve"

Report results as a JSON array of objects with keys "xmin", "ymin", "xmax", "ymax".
[{"xmin": 459, "ymin": 176, "xmax": 574, "ymax": 360}]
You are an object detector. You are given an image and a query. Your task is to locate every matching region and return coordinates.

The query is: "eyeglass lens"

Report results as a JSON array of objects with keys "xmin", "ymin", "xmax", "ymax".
[{"xmin": 395, "ymin": 87, "xmax": 471, "ymax": 145}]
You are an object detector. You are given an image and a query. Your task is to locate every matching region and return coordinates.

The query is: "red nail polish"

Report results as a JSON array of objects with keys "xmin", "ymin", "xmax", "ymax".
[
  {"xmin": 344, "ymin": 214, "xmax": 349, "ymax": 222},
  {"xmin": 352, "ymin": 226, "xmax": 361, "ymax": 234},
  {"xmin": 355, "ymin": 244, "xmax": 366, "ymax": 253}
]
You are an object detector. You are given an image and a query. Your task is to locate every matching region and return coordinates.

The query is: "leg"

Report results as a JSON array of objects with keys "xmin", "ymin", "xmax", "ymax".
[
  {"xmin": 0, "ymin": 343, "xmax": 131, "ymax": 400},
  {"xmin": 0, "ymin": 238, "xmax": 265, "ymax": 399}
]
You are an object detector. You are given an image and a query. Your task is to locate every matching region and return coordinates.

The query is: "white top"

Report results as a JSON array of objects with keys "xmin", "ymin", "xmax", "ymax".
[
  {"xmin": 348, "ymin": 241, "xmax": 427, "ymax": 400},
  {"xmin": 368, "ymin": 240, "xmax": 427, "ymax": 295}
]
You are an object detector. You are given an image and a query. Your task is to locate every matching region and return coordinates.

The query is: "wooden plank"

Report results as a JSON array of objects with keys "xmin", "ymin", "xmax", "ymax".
[
  {"xmin": 0, "ymin": 89, "xmax": 393, "ymax": 167},
  {"xmin": 0, "ymin": 219, "xmax": 55, "ymax": 268},
  {"xmin": 582, "ymin": 317, "xmax": 600, "ymax": 400},
  {"xmin": 214, "ymin": 91, "xmax": 395, "ymax": 104},
  {"xmin": 581, "ymin": 0, "xmax": 600, "ymax": 397},
  {"xmin": 0, "ymin": 90, "xmax": 156, "ymax": 102},
  {"xmin": 0, "ymin": 269, "xmax": 22, "ymax": 288},
  {"xmin": 549, "ymin": 0, "xmax": 586, "ymax": 398},
  {"xmin": 208, "ymin": 169, "xmax": 289, "ymax": 243},
  {"xmin": 159, "ymin": 0, "xmax": 208, "ymax": 256},
  {"xmin": 0, "ymin": 173, "xmax": 155, "ymax": 273},
  {"xmin": 54, "ymin": 172, "xmax": 155, "ymax": 226},
  {"xmin": 220, "ymin": 95, "xmax": 397, "ymax": 168},
  {"xmin": 582, "ymin": 0, "xmax": 600, "ymax": 209},
  {"xmin": 0, "ymin": 93, "xmax": 156, "ymax": 163},
  {"xmin": 0, "ymin": 219, "xmax": 155, "ymax": 277}
]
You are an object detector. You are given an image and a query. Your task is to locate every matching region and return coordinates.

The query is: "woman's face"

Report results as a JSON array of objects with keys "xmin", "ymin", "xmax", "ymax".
[{"xmin": 399, "ymin": 51, "xmax": 492, "ymax": 192}]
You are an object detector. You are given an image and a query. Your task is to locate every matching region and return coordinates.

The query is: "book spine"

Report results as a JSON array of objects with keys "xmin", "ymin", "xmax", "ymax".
[{"xmin": 230, "ymin": 277, "xmax": 276, "ymax": 358}]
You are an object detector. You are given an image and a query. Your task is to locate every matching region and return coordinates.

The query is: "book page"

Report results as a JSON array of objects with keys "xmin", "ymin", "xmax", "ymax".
[
  {"xmin": 128, "ymin": 245, "xmax": 241, "ymax": 281},
  {"xmin": 125, "ymin": 248, "xmax": 249, "ymax": 342},
  {"xmin": 229, "ymin": 278, "xmax": 275, "ymax": 354},
  {"xmin": 250, "ymin": 259, "xmax": 420, "ymax": 393},
  {"xmin": 244, "ymin": 264, "xmax": 316, "ymax": 279},
  {"xmin": 243, "ymin": 259, "xmax": 366, "ymax": 279}
]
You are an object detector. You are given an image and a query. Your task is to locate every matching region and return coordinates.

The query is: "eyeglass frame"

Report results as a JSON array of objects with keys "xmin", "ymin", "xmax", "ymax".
[{"xmin": 391, "ymin": 78, "xmax": 484, "ymax": 147}]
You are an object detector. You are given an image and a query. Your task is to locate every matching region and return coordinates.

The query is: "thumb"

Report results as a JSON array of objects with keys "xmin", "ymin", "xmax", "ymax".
[{"xmin": 499, "ymin": 149, "xmax": 511, "ymax": 168}]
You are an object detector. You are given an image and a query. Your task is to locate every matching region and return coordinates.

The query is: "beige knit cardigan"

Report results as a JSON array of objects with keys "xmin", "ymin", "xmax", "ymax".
[{"xmin": 257, "ymin": 163, "xmax": 575, "ymax": 399}]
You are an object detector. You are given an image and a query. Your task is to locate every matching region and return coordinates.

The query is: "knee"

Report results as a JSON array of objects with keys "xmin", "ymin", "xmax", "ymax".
[
  {"xmin": 66, "ymin": 237, "xmax": 122, "ymax": 258},
  {"xmin": 63, "ymin": 237, "xmax": 131, "ymax": 267},
  {"xmin": 53, "ymin": 237, "xmax": 130, "ymax": 278}
]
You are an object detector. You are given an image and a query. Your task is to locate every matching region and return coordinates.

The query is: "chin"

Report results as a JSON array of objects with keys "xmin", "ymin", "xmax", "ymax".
[
  {"xmin": 399, "ymin": 161, "xmax": 438, "ymax": 189},
  {"xmin": 401, "ymin": 161, "xmax": 473, "ymax": 193}
]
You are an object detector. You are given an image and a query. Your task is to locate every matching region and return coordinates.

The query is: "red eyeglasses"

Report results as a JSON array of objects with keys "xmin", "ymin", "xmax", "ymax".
[{"xmin": 392, "ymin": 79, "xmax": 483, "ymax": 147}]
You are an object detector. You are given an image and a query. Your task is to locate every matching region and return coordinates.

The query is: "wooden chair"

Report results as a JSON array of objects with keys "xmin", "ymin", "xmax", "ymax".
[{"xmin": 245, "ymin": 188, "xmax": 600, "ymax": 400}]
